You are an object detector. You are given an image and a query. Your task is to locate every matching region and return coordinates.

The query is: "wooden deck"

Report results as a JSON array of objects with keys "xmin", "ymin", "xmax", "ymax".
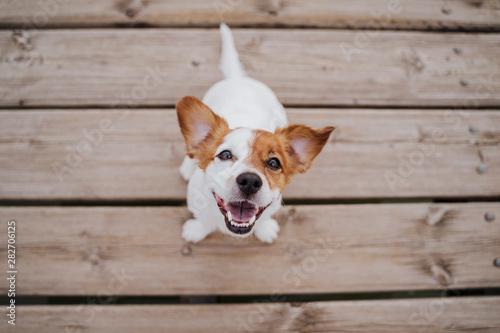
[{"xmin": 1, "ymin": 1, "xmax": 499, "ymax": 332}]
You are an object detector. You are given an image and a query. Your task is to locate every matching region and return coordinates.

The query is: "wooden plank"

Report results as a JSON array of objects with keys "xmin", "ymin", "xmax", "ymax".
[
  {"xmin": 1, "ymin": 29, "xmax": 499, "ymax": 107},
  {"xmin": 1, "ymin": 0, "xmax": 499, "ymax": 30},
  {"xmin": 0, "ymin": 203, "xmax": 498, "ymax": 296},
  {"xmin": 1, "ymin": 109, "xmax": 499, "ymax": 200},
  {"xmin": 2, "ymin": 298, "xmax": 500, "ymax": 333}
]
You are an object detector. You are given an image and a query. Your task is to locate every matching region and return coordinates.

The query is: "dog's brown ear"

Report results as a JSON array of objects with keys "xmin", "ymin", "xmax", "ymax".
[
  {"xmin": 276, "ymin": 124, "xmax": 334, "ymax": 175},
  {"xmin": 176, "ymin": 96, "xmax": 229, "ymax": 158}
]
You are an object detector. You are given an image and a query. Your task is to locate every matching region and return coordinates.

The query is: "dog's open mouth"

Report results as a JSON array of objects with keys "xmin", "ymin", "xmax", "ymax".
[{"xmin": 213, "ymin": 192, "xmax": 269, "ymax": 235}]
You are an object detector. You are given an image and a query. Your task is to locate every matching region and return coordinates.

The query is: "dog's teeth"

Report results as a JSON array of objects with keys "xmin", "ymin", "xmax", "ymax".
[
  {"xmin": 227, "ymin": 211, "xmax": 232, "ymax": 221},
  {"xmin": 228, "ymin": 219, "xmax": 253, "ymax": 228},
  {"xmin": 249, "ymin": 215, "xmax": 256, "ymax": 225}
]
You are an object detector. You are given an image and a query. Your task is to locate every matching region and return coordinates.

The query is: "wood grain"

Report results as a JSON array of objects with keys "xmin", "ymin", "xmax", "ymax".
[
  {"xmin": 2, "ymin": 297, "xmax": 500, "ymax": 332},
  {"xmin": 1, "ymin": 109, "xmax": 499, "ymax": 200},
  {"xmin": 0, "ymin": 203, "xmax": 498, "ymax": 296},
  {"xmin": 1, "ymin": 29, "xmax": 499, "ymax": 107},
  {"xmin": 1, "ymin": 0, "xmax": 499, "ymax": 30}
]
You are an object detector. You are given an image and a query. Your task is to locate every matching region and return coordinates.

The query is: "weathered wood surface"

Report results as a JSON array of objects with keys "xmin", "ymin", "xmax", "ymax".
[
  {"xmin": 1, "ymin": 109, "xmax": 499, "ymax": 200},
  {"xmin": 0, "ymin": 203, "xmax": 498, "ymax": 296},
  {"xmin": 1, "ymin": 0, "xmax": 500, "ymax": 30},
  {"xmin": 2, "ymin": 297, "xmax": 500, "ymax": 333},
  {"xmin": 1, "ymin": 29, "xmax": 500, "ymax": 107}
]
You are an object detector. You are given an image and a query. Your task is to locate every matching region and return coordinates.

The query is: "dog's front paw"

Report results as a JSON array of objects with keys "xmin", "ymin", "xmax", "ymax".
[
  {"xmin": 254, "ymin": 218, "xmax": 280, "ymax": 243},
  {"xmin": 182, "ymin": 219, "xmax": 211, "ymax": 243}
]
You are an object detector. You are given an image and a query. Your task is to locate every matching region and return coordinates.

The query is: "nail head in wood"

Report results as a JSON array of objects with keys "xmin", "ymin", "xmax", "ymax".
[
  {"xmin": 191, "ymin": 60, "xmax": 200, "ymax": 67},
  {"xmin": 181, "ymin": 245, "xmax": 192, "ymax": 256},
  {"xmin": 476, "ymin": 165, "xmax": 486, "ymax": 174},
  {"xmin": 453, "ymin": 47, "xmax": 461, "ymax": 54},
  {"xmin": 460, "ymin": 79, "xmax": 468, "ymax": 87},
  {"xmin": 469, "ymin": 126, "xmax": 478, "ymax": 133},
  {"xmin": 494, "ymin": 258, "xmax": 500, "ymax": 267},
  {"xmin": 442, "ymin": 7, "xmax": 451, "ymax": 14},
  {"xmin": 485, "ymin": 212, "xmax": 495, "ymax": 222}
]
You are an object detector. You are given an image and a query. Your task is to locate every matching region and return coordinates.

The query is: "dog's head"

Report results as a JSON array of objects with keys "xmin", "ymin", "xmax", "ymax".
[{"xmin": 176, "ymin": 96, "xmax": 334, "ymax": 237}]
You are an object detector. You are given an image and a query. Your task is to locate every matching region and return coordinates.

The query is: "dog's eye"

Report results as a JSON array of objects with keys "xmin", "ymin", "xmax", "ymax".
[
  {"xmin": 266, "ymin": 157, "xmax": 281, "ymax": 170},
  {"xmin": 217, "ymin": 150, "xmax": 233, "ymax": 161}
]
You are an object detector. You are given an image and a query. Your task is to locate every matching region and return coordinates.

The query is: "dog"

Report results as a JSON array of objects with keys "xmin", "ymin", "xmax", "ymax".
[{"xmin": 176, "ymin": 24, "xmax": 334, "ymax": 243}]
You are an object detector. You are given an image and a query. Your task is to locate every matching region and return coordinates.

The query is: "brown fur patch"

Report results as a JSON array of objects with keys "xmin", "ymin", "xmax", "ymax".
[
  {"xmin": 250, "ymin": 130, "xmax": 289, "ymax": 192},
  {"xmin": 249, "ymin": 124, "xmax": 334, "ymax": 192},
  {"xmin": 196, "ymin": 125, "xmax": 231, "ymax": 171},
  {"xmin": 176, "ymin": 96, "xmax": 231, "ymax": 170},
  {"xmin": 276, "ymin": 124, "xmax": 334, "ymax": 175}
]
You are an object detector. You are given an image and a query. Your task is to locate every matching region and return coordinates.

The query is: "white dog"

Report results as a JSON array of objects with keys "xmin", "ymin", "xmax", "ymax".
[{"xmin": 176, "ymin": 24, "xmax": 334, "ymax": 243}]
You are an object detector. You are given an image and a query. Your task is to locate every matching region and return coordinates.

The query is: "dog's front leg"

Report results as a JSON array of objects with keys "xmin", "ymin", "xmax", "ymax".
[
  {"xmin": 253, "ymin": 218, "xmax": 280, "ymax": 243},
  {"xmin": 182, "ymin": 218, "xmax": 216, "ymax": 243}
]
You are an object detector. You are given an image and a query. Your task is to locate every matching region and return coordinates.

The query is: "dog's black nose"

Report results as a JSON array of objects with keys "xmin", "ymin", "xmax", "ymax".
[{"xmin": 236, "ymin": 173, "xmax": 262, "ymax": 196}]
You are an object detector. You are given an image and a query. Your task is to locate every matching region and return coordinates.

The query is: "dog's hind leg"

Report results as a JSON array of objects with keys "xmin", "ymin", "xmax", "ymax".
[{"xmin": 179, "ymin": 156, "xmax": 197, "ymax": 181}]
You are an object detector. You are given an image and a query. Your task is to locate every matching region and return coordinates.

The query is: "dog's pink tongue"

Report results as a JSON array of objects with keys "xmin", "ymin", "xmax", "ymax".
[{"xmin": 226, "ymin": 201, "xmax": 257, "ymax": 222}]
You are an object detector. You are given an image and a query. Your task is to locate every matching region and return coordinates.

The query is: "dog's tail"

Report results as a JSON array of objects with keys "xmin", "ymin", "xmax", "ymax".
[{"xmin": 219, "ymin": 23, "xmax": 246, "ymax": 79}]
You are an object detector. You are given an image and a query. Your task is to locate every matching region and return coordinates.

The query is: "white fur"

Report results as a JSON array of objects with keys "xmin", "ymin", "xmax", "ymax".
[
  {"xmin": 219, "ymin": 23, "xmax": 246, "ymax": 79},
  {"xmin": 180, "ymin": 24, "xmax": 287, "ymax": 243}
]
